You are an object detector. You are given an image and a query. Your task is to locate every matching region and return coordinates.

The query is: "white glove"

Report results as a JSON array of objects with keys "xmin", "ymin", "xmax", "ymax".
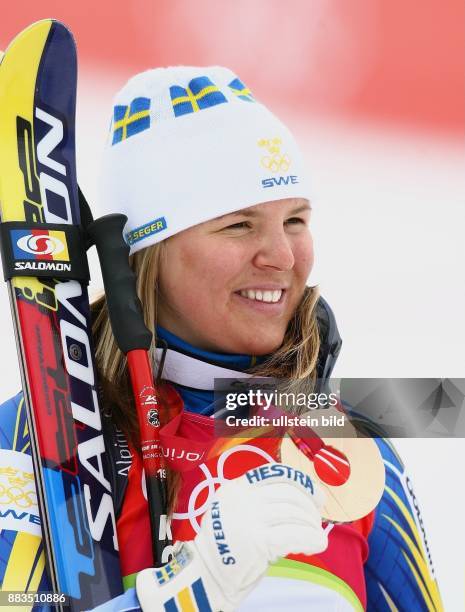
[{"xmin": 136, "ymin": 462, "xmax": 327, "ymax": 611}]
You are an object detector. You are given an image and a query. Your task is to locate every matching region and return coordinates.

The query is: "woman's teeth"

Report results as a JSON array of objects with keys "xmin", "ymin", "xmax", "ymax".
[{"xmin": 239, "ymin": 289, "xmax": 283, "ymax": 303}]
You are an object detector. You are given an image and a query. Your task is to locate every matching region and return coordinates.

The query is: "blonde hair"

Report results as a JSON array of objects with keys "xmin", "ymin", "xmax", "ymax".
[{"xmin": 91, "ymin": 240, "xmax": 321, "ymax": 510}]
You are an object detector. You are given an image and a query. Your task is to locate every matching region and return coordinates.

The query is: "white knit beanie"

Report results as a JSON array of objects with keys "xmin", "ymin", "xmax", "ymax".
[{"xmin": 100, "ymin": 66, "xmax": 311, "ymax": 254}]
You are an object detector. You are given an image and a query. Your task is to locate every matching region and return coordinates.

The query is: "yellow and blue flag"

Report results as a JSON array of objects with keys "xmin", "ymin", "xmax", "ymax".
[
  {"xmin": 170, "ymin": 76, "xmax": 227, "ymax": 117},
  {"xmin": 164, "ymin": 578, "xmax": 212, "ymax": 611},
  {"xmin": 112, "ymin": 97, "xmax": 151, "ymax": 145},
  {"xmin": 155, "ymin": 556, "xmax": 184, "ymax": 586},
  {"xmin": 228, "ymin": 77, "xmax": 255, "ymax": 102}
]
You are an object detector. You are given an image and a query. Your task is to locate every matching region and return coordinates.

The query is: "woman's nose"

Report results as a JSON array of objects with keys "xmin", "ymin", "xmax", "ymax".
[{"xmin": 253, "ymin": 228, "xmax": 295, "ymax": 271}]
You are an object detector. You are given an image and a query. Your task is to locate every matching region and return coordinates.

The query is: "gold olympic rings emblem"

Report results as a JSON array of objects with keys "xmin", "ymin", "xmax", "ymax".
[
  {"xmin": 261, "ymin": 154, "xmax": 291, "ymax": 173},
  {"xmin": 0, "ymin": 483, "xmax": 37, "ymax": 508}
]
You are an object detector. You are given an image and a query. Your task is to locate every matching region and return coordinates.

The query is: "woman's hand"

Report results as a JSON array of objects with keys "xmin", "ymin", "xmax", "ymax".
[{"xmin": 136, "ymin": 463, "xmax": 327, "ymax": 612}]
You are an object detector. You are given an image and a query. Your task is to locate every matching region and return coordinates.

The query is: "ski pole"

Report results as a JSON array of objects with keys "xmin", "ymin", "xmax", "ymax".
[{"xmin": 86, "ymin": 210, "xmax": 171, "ymax": 566}]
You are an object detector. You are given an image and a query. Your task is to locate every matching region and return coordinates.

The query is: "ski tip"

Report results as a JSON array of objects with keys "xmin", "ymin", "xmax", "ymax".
[
  {"xmin": 39, "ymin": 18, "xmax": 76, "ymax": 41},
  {"xmin": 2, "ymin": 19, "xmax": 75, "ymax": 61},
  {"xmin": 23, "ymin": 18, "xmax": 74, "ymax": 34},
  {"xmin": 2, "ymin": 21, "xmax": 52, "ymax": 59},
  {"xmin": 19, "ymin": 18, "xmax": 74, "ymax": 38}
]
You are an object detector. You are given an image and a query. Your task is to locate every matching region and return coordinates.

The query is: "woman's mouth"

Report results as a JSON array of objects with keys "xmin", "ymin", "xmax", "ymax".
[
  {"xmin": 232, "ymin": 288, "xmax": 287, "ymax": 314},
  {"xmin": 238, "ymin": 289, "xmax": 283, "ymax": 303}
]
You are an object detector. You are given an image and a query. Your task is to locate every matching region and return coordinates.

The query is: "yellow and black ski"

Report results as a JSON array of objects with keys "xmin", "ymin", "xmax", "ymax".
[{"xmin": 0, "ymin": 20, "xmax": 122, "ymax": 609}]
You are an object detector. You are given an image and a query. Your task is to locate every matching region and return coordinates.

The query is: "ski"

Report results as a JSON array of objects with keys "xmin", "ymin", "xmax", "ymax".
[{"xmin": 0, "ymin": 20, "xmax": 122, "ymax": 609}]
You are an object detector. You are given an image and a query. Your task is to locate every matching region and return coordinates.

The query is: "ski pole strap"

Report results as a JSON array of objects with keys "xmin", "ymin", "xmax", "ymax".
[
  {"xmin": 86, "ymin": 214, "xmax": 152, "ymax": 352},
  {"xmin": 0, "ymin": 220, "xmax": 90, "ymax": 281}
]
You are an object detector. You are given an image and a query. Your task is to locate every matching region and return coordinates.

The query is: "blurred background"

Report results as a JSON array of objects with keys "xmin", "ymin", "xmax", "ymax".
[{"xmin": 0, "ymin": 1, "xmax": 463, "ymax": 609}]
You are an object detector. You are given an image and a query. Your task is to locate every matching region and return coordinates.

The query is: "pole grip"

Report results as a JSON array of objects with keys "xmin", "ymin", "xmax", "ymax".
[{"xmin": 87, "ymin": 214, "xmax": 152, "ymax": 353}]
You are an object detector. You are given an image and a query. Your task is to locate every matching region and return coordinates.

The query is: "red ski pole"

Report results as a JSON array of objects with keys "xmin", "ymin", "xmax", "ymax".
[{"xmin": 87, "ymin": 212, "xmax": 171, "ymax": 566}]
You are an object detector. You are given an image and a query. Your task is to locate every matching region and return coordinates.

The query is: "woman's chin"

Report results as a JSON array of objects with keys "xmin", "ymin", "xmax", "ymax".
[
  {"xmin": 196, "ymin": 326, "xmax": 286, "ymax": 356},
  {"xmin": 233, "ymin": 333, "xmax": 285, "ymax": 357}
]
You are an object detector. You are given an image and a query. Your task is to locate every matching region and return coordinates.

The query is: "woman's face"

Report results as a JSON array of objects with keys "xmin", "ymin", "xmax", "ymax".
[{"xmin": 157, "ymin": 197, "xmax": 313, "ymax": 355}]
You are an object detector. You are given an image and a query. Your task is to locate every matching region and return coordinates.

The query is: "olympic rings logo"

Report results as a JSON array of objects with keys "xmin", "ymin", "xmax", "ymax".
[
  {"xmin": 258, "ymin": 137, "xmax": 292, "ymax": 174},
  {"xmin": 172, "ymin": 444, "xmax": 274, "ymax": 534},
  {"xmin": 0, "ymin": 483, "xmax": 37, "ymax": 508},
  {"xmin": 261, "ymin": 154, "xmax": 291, "ymax": 173}
]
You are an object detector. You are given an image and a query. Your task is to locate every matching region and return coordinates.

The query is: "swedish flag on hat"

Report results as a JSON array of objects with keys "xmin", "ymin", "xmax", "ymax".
[
  {"xmin": 170, "ymin": 75, "xmax": 227, "ymax": 117},
  {"xmin": 100, "ymin": 66, "xmax": 312, "ymax": 254}
]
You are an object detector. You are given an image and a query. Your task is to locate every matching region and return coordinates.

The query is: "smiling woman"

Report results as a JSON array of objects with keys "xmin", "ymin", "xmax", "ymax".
[
  {"xmin": 92, "ymin": 196, "xmax": 323, "ymax": 456},
  {"xmin": 79, "ymin": 65, "xmax": 444, "ymax": 612},
  {"xmin": 0, "ymin": 63, "xmax": 435, "ymax": 611},
  {"xmin": 91, "ymin": 195, "xmax": 323, "ymax": 449}
]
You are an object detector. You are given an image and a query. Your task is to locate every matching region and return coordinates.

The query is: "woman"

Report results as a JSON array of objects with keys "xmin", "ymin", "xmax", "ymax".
[
  {"xmin": 0, "ymin": 66, "xmax": 441, "ymax": 611},
  {"xmin": 93, "ymin": 65, "xmax": 332, "ymax": 610}
]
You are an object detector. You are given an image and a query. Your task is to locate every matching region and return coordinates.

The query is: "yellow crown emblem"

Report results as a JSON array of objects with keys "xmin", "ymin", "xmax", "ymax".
[{"xmin": 258, "ymin": 137, "xmax": 291, "ymax": 173}]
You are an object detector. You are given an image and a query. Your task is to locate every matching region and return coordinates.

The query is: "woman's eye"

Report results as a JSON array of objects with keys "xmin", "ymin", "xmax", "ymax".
[
  {"xmin": 225, "ymin": 221, "xmax": 250, "ymax": 230},
  {"xmin": 285, "ymin": 217, "xmax": 306, "ymax": 225}
]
